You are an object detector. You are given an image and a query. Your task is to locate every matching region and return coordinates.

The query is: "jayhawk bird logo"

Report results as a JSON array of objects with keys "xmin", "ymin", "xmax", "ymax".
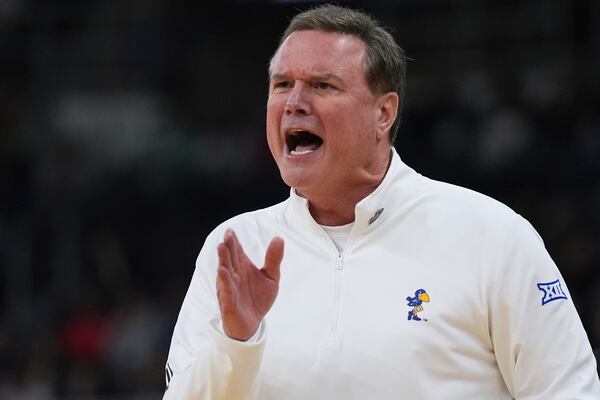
[{"xmin": 407, "ymin": 289, "xmax": 430, "ymax": 321}]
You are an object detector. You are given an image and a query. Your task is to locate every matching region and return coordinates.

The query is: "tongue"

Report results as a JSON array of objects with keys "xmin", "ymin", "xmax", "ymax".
[{"xmin": 293, "ymin": 142, "xmax": 320, "ymax": 154}]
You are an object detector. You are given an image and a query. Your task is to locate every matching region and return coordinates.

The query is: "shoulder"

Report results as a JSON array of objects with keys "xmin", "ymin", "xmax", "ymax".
[
  {"xmin": 405, "ymin": 175, "xmax": 548, "ymax": 265},
  {"xmin": 218, "ymin": 199, "xmax": 287, "ymax": 232},
  {"xmin": 416, "ymin": 175, "xmax": 519, "ymax": 232},
  {"xmin": 203, "ymin": 199, "xmax": 289, "ymax": 248}
]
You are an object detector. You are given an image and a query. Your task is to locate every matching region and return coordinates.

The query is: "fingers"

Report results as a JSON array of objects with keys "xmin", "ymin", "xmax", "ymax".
[
  {"xmin": 216, "ymin": 264, "xmax": 236, "ymax": 308},
  {"xmin": 217, "ymin": 242, "xmax": 233, "ymax": 270},
  {"xmin": 230, "ymin": 230, "xmax": 251, "ymax": 266},
  {"xmin": 222, "ymin": 230, "xmax": 240, "ymax": 273},
  {"xmin": 224, "ymin": 229, "xmax": 246, "ymax": 272},
  {"xmin": 217, "ymin": 243, "xmax": 238, "ymax": 306},
  {"xmin": 262, "ymin": 236, "xmax": 284, "ymax": 282},
  {"xmin": 221, "ymin": 229, "xmax": 284, "ymax": 281}
]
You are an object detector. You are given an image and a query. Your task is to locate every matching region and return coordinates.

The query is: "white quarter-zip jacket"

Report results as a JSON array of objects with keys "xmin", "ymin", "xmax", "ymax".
[{"xmin": 164, "ymin": 149, "xmax": 600, "ymax": 399}]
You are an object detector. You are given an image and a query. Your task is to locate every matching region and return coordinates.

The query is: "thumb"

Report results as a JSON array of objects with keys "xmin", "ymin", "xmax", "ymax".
[{"xmin": 262, "ymin": 236, "xmax": 284, "ymax": 282}]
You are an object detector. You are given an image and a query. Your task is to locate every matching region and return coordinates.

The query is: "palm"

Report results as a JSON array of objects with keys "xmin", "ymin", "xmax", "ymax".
[{"xmin": 216, "ymin": 229, "xmax": 284, "ymax": 341}]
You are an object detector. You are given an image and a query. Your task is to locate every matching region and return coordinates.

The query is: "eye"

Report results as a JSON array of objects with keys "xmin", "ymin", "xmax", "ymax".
[
  {"xmin": 273, "ymin": 81, "xmax": 293, "ymax": 90},
  {"xmin": 315, "ymin": 82, "xmax": 333, "ymax": 90}
]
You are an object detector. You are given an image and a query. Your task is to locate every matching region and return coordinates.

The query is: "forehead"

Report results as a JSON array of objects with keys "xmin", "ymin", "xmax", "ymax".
[{"xmin": 270, "ymin": 30, "xmax": 367, "ymax": 79}]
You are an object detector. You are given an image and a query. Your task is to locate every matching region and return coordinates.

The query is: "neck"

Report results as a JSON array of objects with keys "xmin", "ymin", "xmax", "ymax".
[
  {"xmin": 306, "ymin": 186, "xmax": 375, "ymax": 226},
  {"xmin": 299, "ymin": 149, "xmax": 392, "ymax": 226}
]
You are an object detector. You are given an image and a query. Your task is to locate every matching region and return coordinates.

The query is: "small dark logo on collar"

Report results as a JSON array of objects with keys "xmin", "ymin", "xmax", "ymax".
[{"xmin": 368, "ymin": 208, "xmax": 384, "ymax": 225}]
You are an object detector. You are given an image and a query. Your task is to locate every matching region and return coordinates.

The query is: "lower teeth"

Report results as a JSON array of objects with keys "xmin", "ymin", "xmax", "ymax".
[{"xmin": 291, "ymin": 149, "xmax": 314, "ymax": 155}]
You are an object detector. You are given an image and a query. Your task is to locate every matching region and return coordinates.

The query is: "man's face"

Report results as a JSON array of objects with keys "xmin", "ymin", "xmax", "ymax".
[{"xmin": 267, "ymin": 30, "xmax": 389, "ymax": 197}]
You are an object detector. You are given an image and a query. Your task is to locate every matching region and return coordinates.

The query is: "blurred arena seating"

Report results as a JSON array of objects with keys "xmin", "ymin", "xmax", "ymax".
[{"xmin": 1, "ymin": 0, "xmax": 599, "ymax": 397}]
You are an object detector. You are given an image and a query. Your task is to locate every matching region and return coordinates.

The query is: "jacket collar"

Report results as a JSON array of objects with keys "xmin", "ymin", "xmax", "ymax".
[{"xmin": 286, "ymin": 148, "xmax": 420, "ymax": 235}]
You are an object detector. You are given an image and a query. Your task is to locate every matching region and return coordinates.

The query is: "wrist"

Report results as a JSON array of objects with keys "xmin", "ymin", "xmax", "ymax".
[{"xmin": 223, "ymin": 320, "xmax": 260, "ymax": 342}]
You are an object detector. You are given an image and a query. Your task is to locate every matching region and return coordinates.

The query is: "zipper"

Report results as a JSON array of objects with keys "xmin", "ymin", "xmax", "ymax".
[
  {"xmin": 318, "ymin": 225, "xmax": 353, "ymax": 348},
  {"xmin": 328, "ymin": 252, "xmax": 344, "ymax": 344}
]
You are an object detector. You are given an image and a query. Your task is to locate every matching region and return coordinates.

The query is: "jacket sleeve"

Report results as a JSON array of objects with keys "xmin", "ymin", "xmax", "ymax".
[
  {"xmin": 163, "ymin": 229, "xmax": 267, "ymax": 400},
  {"xmin": 489, "ymin": 214, "xmax": 600, "ymax": 399}
]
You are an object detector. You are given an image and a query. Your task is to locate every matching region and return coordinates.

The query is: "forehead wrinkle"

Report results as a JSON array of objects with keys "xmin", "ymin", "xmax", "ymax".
[
  {"xmin": 269, "ymin": 31, "xmax": 367, "ymax": 81},
  {"xmin": 270, "ymin": 54, "xmax": 365, "ymax": 89}
]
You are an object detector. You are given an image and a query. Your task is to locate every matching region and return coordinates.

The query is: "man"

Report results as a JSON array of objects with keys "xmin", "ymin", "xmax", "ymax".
[{"xmin": 164, "ymin": 5, "xmax": 600, "ymax": 399}]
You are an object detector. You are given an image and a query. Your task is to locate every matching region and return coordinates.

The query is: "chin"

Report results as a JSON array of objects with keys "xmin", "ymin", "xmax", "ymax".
[
  {"xmin": 279, "ymin": 168, "xmax": 318, "ymax": 192},
  {"xmin": 279, "ymin": 172, "xmax": 304, "ymax": 190}
]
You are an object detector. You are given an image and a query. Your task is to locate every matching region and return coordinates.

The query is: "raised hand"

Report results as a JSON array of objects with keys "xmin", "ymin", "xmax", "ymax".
[{"xmin": 216, "ymin": 229, "xmax": 284, "ymax": 341}]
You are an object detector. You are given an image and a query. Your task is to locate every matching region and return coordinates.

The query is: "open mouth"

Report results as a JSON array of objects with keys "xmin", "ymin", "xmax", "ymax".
[{"xmin": 286, "ymin": 130, "xmax": 323, "ymax": 156}]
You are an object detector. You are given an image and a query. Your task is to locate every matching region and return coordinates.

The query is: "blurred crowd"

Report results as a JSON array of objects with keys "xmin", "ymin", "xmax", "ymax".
[{"xmin": 1, "ymin": 0, "xmax": 598, "ymax": 398}]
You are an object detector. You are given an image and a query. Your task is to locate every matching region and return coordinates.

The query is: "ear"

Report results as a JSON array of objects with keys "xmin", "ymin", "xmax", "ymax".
[{"xmin": 375, "ymin": 92, "xmax": 399, "ymax": 142}]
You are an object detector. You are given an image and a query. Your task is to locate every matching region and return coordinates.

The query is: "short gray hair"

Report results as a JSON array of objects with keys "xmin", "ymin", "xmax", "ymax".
[{"xmin": 270, "ymin": 5, "xmax": 407, "ymax": 144}]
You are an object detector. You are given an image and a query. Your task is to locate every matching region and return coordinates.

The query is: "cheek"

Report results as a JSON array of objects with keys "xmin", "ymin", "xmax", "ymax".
[
  {"xmin": 266, "ymin": 98, "xmax": 284, "ymax": 155},
  {"xmin": 324, "ymin": 104, "xmax": 374, "ymax": 147},
  {"xmin": 266, "ymin": 125, "xmax": 278, "ymax": 157},
  {"xmin": 266, "ymin": 99, "xmax": 281, "ymax": 130}
]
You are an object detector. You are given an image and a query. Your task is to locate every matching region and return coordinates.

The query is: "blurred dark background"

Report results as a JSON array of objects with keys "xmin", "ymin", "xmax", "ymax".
[{"xmin": 0, "ymin": 0, "xmax": 598, "ymax": 398}]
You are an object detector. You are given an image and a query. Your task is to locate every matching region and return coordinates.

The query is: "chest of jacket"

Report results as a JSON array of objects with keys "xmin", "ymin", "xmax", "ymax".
[{"xmin": 257, "ymin": 224, "xmax": 505, "ymax": 398}]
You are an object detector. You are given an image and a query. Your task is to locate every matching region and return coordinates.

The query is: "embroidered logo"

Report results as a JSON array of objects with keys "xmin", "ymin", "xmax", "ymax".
[
  {"xmin": 407, "ymin": 288, "xmax": 430, "ymax": 321},
  {"xmin": 537, "ymin": 279, "xmax": 567, "ymax": 306},
  {"xmin": 368, "ymin": 208, "xmax": 384, "ymax": 225}
]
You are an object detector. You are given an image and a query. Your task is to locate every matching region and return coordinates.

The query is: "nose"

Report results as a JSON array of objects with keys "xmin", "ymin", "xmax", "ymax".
[{"xmin": 285, "ymin": 83, "xmax": 311, "ymax": 115}]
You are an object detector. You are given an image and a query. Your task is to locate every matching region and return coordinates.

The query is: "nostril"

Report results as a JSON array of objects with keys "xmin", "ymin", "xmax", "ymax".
[
  {"xmin": 285, "ymin": 104, "xmax": 309, "ymax": 115},
  {"xmin": 285, "ymin": 94, "xmax": 310, "ymax": 115}
]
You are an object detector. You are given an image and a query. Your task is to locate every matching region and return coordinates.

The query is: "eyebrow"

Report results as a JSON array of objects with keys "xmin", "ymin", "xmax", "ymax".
[{"xmin": 270, "ymin": 73, "xmax": 344, "ymax": 86}]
